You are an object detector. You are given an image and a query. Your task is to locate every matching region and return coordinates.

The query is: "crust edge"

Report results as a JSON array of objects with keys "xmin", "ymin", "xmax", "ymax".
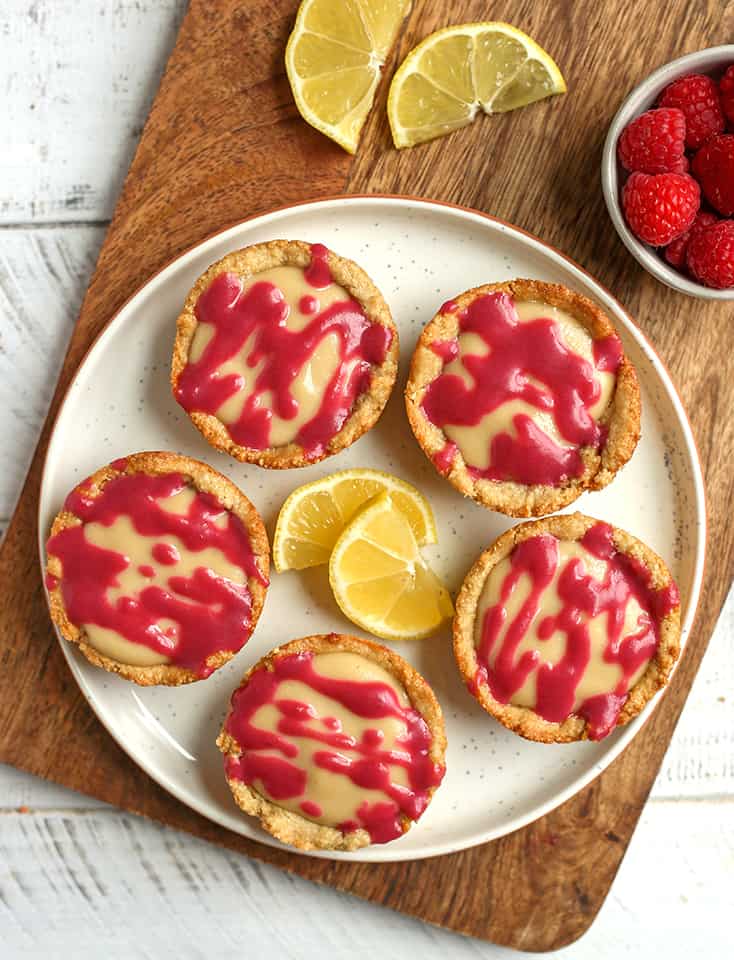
[
  {"xmin": 404, "ymin": 279, "xmax": 641, "ymax": 517},
  {"xmin": 171, "ymin": 240, "xmax": 399, "ymax": 469},
  {"xmin": 452, "ymin": 513, "xmax": 681, "ymax": 743},
  {"xmin": 44, "ymin": 451, "xmax": 270, "ymax": 686},
  {"xmin": 217, "ymin": 632, "xmax": 447, "ymax": 851}
]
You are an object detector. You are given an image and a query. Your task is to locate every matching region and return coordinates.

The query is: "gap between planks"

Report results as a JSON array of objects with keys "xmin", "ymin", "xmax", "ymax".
[{"xmin": 0, "ymin": 220, "xmax": 110, "ymax": 231}]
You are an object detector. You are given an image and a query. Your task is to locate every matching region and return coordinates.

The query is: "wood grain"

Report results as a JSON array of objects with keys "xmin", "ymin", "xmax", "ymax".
[{"xmin": 1, "ymin": 0, "xmax": 733, "ymax": 950}]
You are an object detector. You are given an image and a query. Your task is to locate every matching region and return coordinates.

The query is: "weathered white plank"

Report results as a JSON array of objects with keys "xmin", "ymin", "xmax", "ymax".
[
  {"xmin": 0, "ymin": 801, "xmax": 730, "ymax": 959},
  {"xmin": 0, "ymin": 764, "xmax": 109, "ymax": 810},
  {"xmin": 654, "ymin": 585, "xmax": 734, "ymax": 798},
  {"xmin": 0, "ymin": 0, "xmax": 187, "ymax": 224},
  {"xmin": 587, "ymin": 800, "xmax": 733, "ymax": 957},
  {"xmin": 0, "ymin": 226, "xmax": 104, "ymax": 516}
]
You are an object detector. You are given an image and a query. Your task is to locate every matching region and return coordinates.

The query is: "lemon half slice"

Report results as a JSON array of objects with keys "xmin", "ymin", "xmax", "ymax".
[
  {"xmin": 387, "ymin": 21, "xmax": 566, "ymax": 149},
  {"xmin": 329, "ymin": 493, "xmax": 453, "ymax": 641},
  {"xmin": 286, "ymin": 0, "xmax": 412, "ymax": 154}
]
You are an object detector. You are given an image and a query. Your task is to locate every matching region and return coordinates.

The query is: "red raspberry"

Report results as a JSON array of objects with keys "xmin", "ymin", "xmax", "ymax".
[
  {"xmin": 692, "ymin": 134, "xmax": 734, "ymax": 215},
  {"xmin": 659, "ymin": 74, "xmax": 724, "ymax": 149},
  {"xmin": 670, "ymin": 154, "xmax": 689, "ymax": 173},
  {"xmin": 663, "ymin": 211, "xmax": 718, "ymax": 268},
  {"xmin": 617, "ymin": 108, "xmax": 686, "ymax": 173},
  {"xmin": 719, "ymin": 65, "xmax": 734, "ymax": 128},
  {"xmin": 686, "ymin": 219, "xmax": 734, "ymax": 288},
  {"xmin": 622, "ymin": 172, "xmax": 700, "ymax": 246}
]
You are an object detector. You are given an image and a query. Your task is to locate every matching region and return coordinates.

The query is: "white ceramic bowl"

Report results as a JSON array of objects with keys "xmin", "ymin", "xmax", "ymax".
[{"xmin": 602, "ymin": 45, "xmax": 734, "ymax": 300}]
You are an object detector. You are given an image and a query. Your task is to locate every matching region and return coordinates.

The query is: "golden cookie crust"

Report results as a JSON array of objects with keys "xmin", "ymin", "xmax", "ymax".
[
  {"xmin": 405, "ymin": 280, "xmax": 641, "ymax": 517},
  {"xmin": 171, "ymin": 240, "xmax": 399, "ymax": 469},
  {"xmin": 217, "ymin": 632, "xmax": 447, "ymax": 852},
  {"xmin": 44, "ymin": 451, "xmax": 270, "ymax": 686},
  {"xmin": 453, "ymin": 512, "xmax": 681, "ymax": 743}
]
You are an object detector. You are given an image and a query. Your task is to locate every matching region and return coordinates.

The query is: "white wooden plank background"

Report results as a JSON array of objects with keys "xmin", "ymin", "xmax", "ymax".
[{"xmin": 0, "ymin": 2, "xmax": 731, "ymax": 957}]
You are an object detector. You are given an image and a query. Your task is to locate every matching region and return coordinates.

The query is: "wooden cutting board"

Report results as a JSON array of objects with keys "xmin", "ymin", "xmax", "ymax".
[{"xmin": 1, "ymin": 0, "xmax": 732, "ymax": 951}]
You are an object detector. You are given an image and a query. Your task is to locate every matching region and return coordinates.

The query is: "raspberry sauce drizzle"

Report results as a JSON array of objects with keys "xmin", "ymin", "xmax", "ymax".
[
  {"xmin": 224, "ymin": 650, "xmax": 445, "ymax": 843},
  {"xmin": 175, "ymin": 244, "xmax": 392, "ymax": 459},
  {"xmin": 422, "ymin": 293, "xmax": 622, "ymax": 486},
  {"xmin": 430, "ymin": 339, "xmax": 459, "ymax": 362},
  {"xmin": 474, "ymin": 523, "xmax": 679, "ymax": 740},
  {"xmin": 46, "ymin": 471, "xmax": 267, "ymax": 677},
  {"xmin": 433, "ymin": 440, "xmax": 458, "ymax": 475},
  {"xmin": 304, "ymin": 242, "xmax": 332, "ymax": 288}
]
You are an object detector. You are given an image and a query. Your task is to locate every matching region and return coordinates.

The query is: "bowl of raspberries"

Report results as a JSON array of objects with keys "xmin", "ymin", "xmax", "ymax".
[{"xmin": 602, "ymin": 45, "xmax": 734, "ymax": 297}]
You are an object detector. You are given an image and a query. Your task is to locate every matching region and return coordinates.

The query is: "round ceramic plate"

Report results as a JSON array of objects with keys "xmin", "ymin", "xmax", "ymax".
[{"xmin": 39, "ymin": 196, "xmax": 705, "ymax": 863}]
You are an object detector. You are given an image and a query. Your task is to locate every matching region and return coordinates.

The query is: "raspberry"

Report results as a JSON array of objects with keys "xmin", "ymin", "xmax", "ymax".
[
  {"xmin": 663, "ymin": 211, "xmax": 718, "ymax": 268},
  {"xmin": 692, "ymin": 134, "xmax": 734, "ymax": 215},
  {"xmin": 719, "ymin": 65, "xmax": 734, "ymax": 128},
  {"xmin": 659, "ymin": 73, "xmax": 724, "ymax": 149},
  {"xmin": 686, "ymin": 219, "xmax": 734, "ymax": 288},
  {"xmin": 670, "ymin": 154, "xmax": 689, "ymax": 174},
  {"xmin": 622, "ymin": 172, "xmax": 700, "ymax": 246},
  {"xmin": 617, "ymin": 108, "xmax": 686, "ymax": 173}
]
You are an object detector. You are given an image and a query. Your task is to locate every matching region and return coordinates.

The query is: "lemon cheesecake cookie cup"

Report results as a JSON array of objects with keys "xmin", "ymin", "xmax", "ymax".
[
  {"xmin": 44, "ymin": 452, "xmax": 269, "ymax": 686},
  {"xmin": 453, "ymin": 513, "xmax": 681, "ymax": 743},
  {"xmin": 172, "ymin": 240, "xmax": 399, "ymax": 468},
  {"xmin": 218, "ymin": 632, "xmax": 447, "ymax": 851},
  {"xmin": 405, "ymin": 279, "xmax": 641, "ymax": 517}
]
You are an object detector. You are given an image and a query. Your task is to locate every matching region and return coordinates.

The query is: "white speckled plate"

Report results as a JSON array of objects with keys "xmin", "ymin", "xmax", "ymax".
[{"xmin": 39, "ymin": 196, "xmax": 705, "ymax": 862}]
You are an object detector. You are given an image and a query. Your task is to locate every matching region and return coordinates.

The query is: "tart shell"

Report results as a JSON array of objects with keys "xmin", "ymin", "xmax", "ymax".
[
  {"xmin": 405, "ymin": 279, "xmax": 641, "ymax": 517},
  {"xmin": 217, "ymin": 632, "xmax": 447, "ymax": 852},
  {"xmin": 453, "ymin": 512, "xmax": 681, "ymax": 743},
  {"xmin": 171, "ymin": 240, "xmax": 399, "ymax": 469},
  {"xmin": 44, "ymin": 451, "xmax": 270, "ymax": 686}
]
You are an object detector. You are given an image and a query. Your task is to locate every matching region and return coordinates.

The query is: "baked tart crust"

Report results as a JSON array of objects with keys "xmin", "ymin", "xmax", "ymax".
[
  {"xmin": 405, "ymin": 279, "xmax": 641, "ymax": 517},
  {"xmin": 453, "ymin": 512, "xmax": 681, "ymax": 743},
  {"xmin": 218, "ymin": 632, "xmax": 447, "ymax": 851},
  {"xmin": 171, "ymin": 240, "xmax": 399, "ymax": 469},
  {"xmin": 45, "ymin": 451, "xmax": 270, "ymax": 686}
]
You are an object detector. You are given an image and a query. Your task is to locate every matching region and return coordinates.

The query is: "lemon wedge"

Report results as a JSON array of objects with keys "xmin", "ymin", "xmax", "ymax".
[
  {"xmin": 387, "ymin": 21, "xmax": 566, "ymax": 148},
  {"xmin": 329, "ymin": 493, "xmax": 453, "ymax": 641},
  {"xmin": 285, "ymin": 0, "xmax": 412, "ymax": 154},
  {"xmin": 273, "ymin": 468, "xmax": 437, "ymax": 573}
]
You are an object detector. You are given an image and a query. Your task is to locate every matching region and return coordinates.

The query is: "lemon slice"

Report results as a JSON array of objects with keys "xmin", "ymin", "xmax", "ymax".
[
  {"xmin": 329, "ymin": 493, "xmax": 453, "ymax": 641},
  {"xmin": 285, "ymin": 0, "xmax": 412, "ymax": 154},
  {"xmin": 273, "ymin": 468, "xmax": 437, "ymax": 573},
  {"xmin": 387, "ymin": 21, "xmax": 566, "ymax": 148}
]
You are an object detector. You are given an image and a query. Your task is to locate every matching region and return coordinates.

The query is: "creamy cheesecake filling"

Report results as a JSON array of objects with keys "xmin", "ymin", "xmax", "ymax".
[
  {"xmin": 224, "ymin": 649, "xmax": 444, "ymax": 844},
  {"xmin": 175, "ymin": 244, "xmax": 393, "ymax": 459},
  {"xmin": 471, "ymin": 522, "xmax": 679, "ymax": 740},
  {"xmin": 46, "ymin": 469, "xmax": 267, "ymax": 676},
  {"xmin": 422, "ymin": 293, "xmax": 623, "ymax": 486}
]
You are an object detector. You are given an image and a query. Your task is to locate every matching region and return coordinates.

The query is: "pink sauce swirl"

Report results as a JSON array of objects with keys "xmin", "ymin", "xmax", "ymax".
[
  {"xmin": 474, "ymin": 523, "xmax": 679, "ymax": 740},
  {"xmin": 433, "ymin": 440, "xmax": 458, "ymax": 475},
  {"xmin": 421, "ymin": 292, "xmax": 623, "ymax": 487},
  {"xmin": 430, "ymin": 339, "xmax": 459, "ymax": 362},
  {"xmin": 224, "ymin": 649, "xmax": 445, "ymax": 843},
  {"xmin": 45, "ymin": 471, "xmax": 267, "ymax": 677},
  {"xmin": 175, "ymin": 244, "xmax": 392, "ymax": 460}
]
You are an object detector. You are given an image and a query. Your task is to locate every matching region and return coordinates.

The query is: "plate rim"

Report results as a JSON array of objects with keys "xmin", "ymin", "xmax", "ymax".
[{"xmin": 37, "ymin": 193, "xmax": 707, "ymax": 862}]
